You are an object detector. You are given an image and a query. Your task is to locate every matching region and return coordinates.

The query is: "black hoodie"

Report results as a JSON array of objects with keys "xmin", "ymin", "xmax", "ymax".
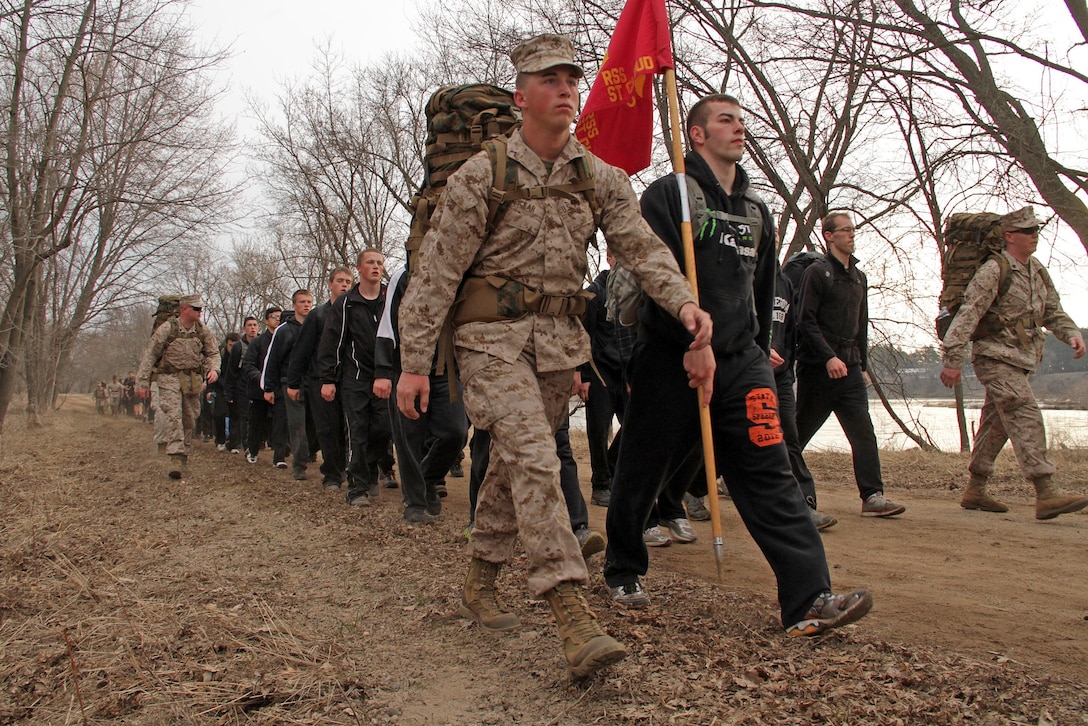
[{"xmin": 638, "ymin": 151, "xmax": 775, "ymax": 357}]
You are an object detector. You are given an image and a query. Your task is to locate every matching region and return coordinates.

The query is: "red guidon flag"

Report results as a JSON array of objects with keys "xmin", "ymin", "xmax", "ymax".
[{"xmin": 575, "ymin": 0, "xmax": 674, "ymax": 174}]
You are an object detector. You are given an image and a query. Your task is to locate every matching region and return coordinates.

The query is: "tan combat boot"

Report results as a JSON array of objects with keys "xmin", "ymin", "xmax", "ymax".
[
  {"xmin": 1032, "ymin": 475, "xmax": 1088, "ymax": 520},
  {"xmin": 167, "ymin": 454, "xmax": 186, "ymax": 480},
  {"xmin": 543, "ymin": 581, "xmax": 627, "ymax": 678},
  {"xmin": 458, "ymin": 558, "xmax": 521, "ymax": 633},
  {"xmin": 960, "ymin": 473, "xmax": 1009, "ymax": 513}
]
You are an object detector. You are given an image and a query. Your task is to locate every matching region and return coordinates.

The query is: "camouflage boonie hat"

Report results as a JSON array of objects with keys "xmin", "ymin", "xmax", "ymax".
[
  {"xmin": 998, "ymin": 206, "xmax": 1044, "ymax": 230},
  {"xmin": 510, "ymin": 34, "xmax": 584, "ymax": 77},
  {"xmin": 179, "ymin": 294, "xmax": 204, "ymax": 308}
]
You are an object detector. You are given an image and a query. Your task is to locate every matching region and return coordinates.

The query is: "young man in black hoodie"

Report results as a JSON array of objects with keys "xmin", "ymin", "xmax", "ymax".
[
  {"xmin": 242, "ymin": 307, "xmax": 281, "ymax": 463},
  {"xmin": 604, "ymin": 94, "xmax": 872, "ymax": 638},
  {"xmin": 263, "ymin": 289, "xmax": 314, "ymax": 479},
  {"xmin": 317, "ymin": 249, "xmax": 391, "ymax": 507},
  {"xmin": 286, "ymin": 267, "xmax": 354, "ymax": 490},
  {"xmin": 224, "ymin": 316, "xmax": 260, "ymax": 454}
]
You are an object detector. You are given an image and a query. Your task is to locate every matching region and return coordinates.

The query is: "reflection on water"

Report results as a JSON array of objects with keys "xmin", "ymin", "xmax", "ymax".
[{"xmin": 805, "ymin": 399, "xmax": 1088, "ymax": 452}]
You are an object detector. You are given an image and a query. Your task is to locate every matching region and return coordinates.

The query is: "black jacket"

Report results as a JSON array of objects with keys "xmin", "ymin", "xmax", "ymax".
[
  {"xmin": 638, "ymin": 151, "xmax": 775, "ymax": 356},
  {"xmin": 796, "ymin": 252, "xmax": 868, "ymax": 370},
  {"xmin": 771, "ymin": 266, "xmax": 798, "ymax": 379},
  {"xmin": 223, "ymin": 335, "xmax": 253, "ymax": 403},
  {"xmin": 286, "ymin": 301, "xmax": 331, "ymax": 390},
  {"xmin": 317, "ymin": 284, "xmax": 387, "ymax": 384},
  {"xmin": 580, "ymin": 269, "xmax": 635, "ymax": 378},
  {"xmin": 262, "ymin": 310, "xmax": 302, "ymax": 392},
  {"xmin": 241, "ymin": 329, "xmax": 274, "ymax": 402}
]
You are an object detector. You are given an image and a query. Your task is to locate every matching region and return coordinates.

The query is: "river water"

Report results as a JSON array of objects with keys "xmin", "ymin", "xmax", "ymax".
[
  {"xmin": 570, "ymin": 398, "xmax": 1088, "ymax": 452},
  {"xmin": 806, "ymin": 398, "xmax": 1088, "ymax": 452}
]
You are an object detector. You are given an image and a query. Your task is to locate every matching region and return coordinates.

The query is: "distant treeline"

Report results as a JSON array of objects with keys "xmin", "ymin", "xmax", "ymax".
[{"xmin": 869, "ymin": 329, "xmax": 1088, "ymax": 406}]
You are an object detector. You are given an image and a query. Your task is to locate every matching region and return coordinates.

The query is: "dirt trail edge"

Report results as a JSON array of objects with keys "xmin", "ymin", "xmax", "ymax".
[{"xmin": 2, "ymin": 400, "xmax": 1087, "ymax": 725}]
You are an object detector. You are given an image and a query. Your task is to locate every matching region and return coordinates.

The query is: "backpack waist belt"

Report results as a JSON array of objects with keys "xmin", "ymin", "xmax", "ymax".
[
  {"xmin": 972, "ymin": 313, "xmax": 1044, "ymax": 349},
  {"xmin": 452, "ymin": 275, "xmax": 594, "ymax": 325}
]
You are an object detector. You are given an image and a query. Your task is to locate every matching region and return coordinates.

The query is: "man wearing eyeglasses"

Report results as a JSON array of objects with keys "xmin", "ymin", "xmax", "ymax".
[
  {"xmin": 939, "ymin": 206, "xmax": 1087, "ymax": 519},
  {"xmin": 136, "ymin": 294, "xmax": 220, "ymax": 479},
  {"xmin": 795, "ymin": 212, "xmax": 906, "ymax": 518}
]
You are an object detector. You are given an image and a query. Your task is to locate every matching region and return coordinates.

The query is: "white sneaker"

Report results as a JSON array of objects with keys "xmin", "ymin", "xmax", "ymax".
[
  {"xmin": 664, "ymin": 518, "xmax": 697, "ymax": 544},
  {"xmin": 643, "ymin": 526, "xmax": 672, "ymax": 547}
]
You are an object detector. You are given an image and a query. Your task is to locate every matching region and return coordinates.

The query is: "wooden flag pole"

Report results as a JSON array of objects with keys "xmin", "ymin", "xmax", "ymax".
[{"xmin": 663, "ymin": 67, "xmax": 724, "ymax": 580}]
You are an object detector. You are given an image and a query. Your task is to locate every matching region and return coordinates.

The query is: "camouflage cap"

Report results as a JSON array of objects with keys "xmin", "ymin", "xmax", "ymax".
[
  {"xmin": 999, "ymin": 206, "xmax": 1044, "ymax": 230},
  {"xmin": 179, "ymin": 294, "xmax": 203, "ymax": 308},
  {"xmin": 510, "ymin": 34, "xmax": 584, "ymax": 77}
]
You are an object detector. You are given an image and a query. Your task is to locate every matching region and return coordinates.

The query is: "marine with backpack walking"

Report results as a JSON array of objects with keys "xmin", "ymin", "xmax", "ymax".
[
  {"xmin": 135, "ymin": 294, "xmax": 220, "ymax": 480},
  {"xmin": 939, "ymin": 206, "xmax": 1088, "ymax": 519},
  {"xmin": 395, "ymin": 34, "xmax": 712, "ymax": 678}
]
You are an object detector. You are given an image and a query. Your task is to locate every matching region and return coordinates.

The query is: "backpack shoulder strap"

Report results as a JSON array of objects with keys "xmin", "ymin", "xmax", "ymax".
[
  {"xmin": 994, "ymin": 253, "xmax": 1012, "ymax": 299},
  {"xmin": 684, "ymin": 175, "xmax": 709, "ymax": 237},
  {"xmin": 485, "ymin": 140, "xmax": 602, "ymax": 237},
  {"xmin": 484, "ymin": 136, "xmax": 515, "ymax": 231},
  {"xmin": 684, "ymin": 176, "xmax": 764, "ymax": 244},
  {"xmin": 742, "ymin": 194, "xmax": 765, "ymax": 248}
]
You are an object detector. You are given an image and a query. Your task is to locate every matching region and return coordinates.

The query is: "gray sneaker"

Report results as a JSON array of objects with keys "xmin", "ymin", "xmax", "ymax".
[
  {"xmin": 643, "ymin": 526, "xmax": 672, "ymax": 547},
  {"xmin": 347, "ymin": 492, "xmax": 370, "ymax": 507},
  {"xmin": 810, "ymin": 508, "xmax": 838, "ymax": 530},
  {"xmin": 717, "ymin": 475, "xmax": 730, "ymax": 498},
  {"xmin": 610, "ymin": 580, "xmax": 650, "ymax": 607},
  {"xmin": 575, "ymin": 526, "xmax": 606, "ymax": 559},
  {"xmin": 862, "ymin": 493, "xmax": 906, "ymax": 518},
  {"xmin": 403, "ymin": 507, "xmax": 436, "ymax": 525},
  {"xmin": 787, "ymin": 589, "xmax": 873, "ymax": 637},
  {"xmin": 684, "ymin": 493, "xmax": 710, "ymax": 521},
  {"xmin": 664, "ymin": 517, "xmax": 697, "ymax": 544}
]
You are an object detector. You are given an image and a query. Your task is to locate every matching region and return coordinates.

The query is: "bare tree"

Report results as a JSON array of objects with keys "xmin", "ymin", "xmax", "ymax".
[
  {"xmin": 249, "ymin": 47, "xmax": 422, "ymax": 275},
  {"xmin": 0, "ymin": 0, "xmax": 234, "ymax": 446}
]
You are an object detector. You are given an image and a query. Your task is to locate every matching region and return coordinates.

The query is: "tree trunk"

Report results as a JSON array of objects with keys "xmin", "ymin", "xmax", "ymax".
[{"xmin": 869, "ymin": 370, "xmax": 938, "ymax": 451}]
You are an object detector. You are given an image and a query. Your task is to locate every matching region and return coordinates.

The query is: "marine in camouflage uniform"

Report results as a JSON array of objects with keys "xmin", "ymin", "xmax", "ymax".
[
  {"xmin": 395, "ymin": 34, "xmax": 711, "ymax": 678},
  {"xmin": 940, "ymin": 206, "xmax": 1088, "ymax": 519},
  {"xmin": 136, "ymin": 294, "xmax": 221, "ymax": 479}
]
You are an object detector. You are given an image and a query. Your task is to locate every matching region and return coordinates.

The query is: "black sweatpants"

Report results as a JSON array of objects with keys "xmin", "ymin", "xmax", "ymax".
[
  {"xmin": 604, "ymin": 342, "xmax": 830, "ymax": 627},
  {"xmin": 775, "ymin": 368, "xmax": 818, "ymax": 509},
  {"xmin": 795, "ymin": 362, "xmax": 884, "ymax": 501},
  {"xmin": 341, "ymin": 376, "xmax": 392, "ymax": 500},
  {"xmin": 306, "ymin": 379, "xmax": 345, "ymax": 485},
  {"xmin": 389, "ymin": 373, "xmax": 467, "ymax": 514}
]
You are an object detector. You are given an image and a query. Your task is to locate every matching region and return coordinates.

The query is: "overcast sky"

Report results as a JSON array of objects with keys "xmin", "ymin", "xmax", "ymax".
[
  {"xmin": 182, "ymin": 1, "xmax": 1088, "ymax": 334},
  {"xmin": 187, "ymin": 1, "xmax": 419, "ymax": 135}
]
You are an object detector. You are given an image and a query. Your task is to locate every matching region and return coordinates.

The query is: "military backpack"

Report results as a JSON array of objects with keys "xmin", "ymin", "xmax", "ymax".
[
  {"xmin": 405, "ymin": 83, "xmax": 603, "ymax": 394},
  {"xmin": 936, "ymin": 212, "xmax": 1011, "ymax": 341},
  {"xmin": 149, "ymin": 294, "xmax": 206, "ymax": 379},
  {"xmin": 152, "ymin": 295, "xmax": 181, "ymax": 334}
]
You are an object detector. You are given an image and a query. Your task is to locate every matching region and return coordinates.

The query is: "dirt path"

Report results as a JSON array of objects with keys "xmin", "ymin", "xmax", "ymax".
[
  {"xmin": 635, "ymin": 485, "xmax": 1088, "ymax": 681},
  {"xmin": 2, "ymin": 400, "xmax": 1087, "ymax": 724}
]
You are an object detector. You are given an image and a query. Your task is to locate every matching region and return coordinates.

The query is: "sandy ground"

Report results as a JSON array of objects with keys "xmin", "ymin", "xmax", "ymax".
[{"xmin": 2, "ymin": 397, "xmax": 1087, "ymax": 724}]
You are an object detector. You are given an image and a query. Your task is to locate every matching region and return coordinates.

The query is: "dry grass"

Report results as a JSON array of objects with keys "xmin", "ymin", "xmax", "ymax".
[{"xmin": 2, "ymin": 400, "xmax": 1087, "ymax": 724}]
